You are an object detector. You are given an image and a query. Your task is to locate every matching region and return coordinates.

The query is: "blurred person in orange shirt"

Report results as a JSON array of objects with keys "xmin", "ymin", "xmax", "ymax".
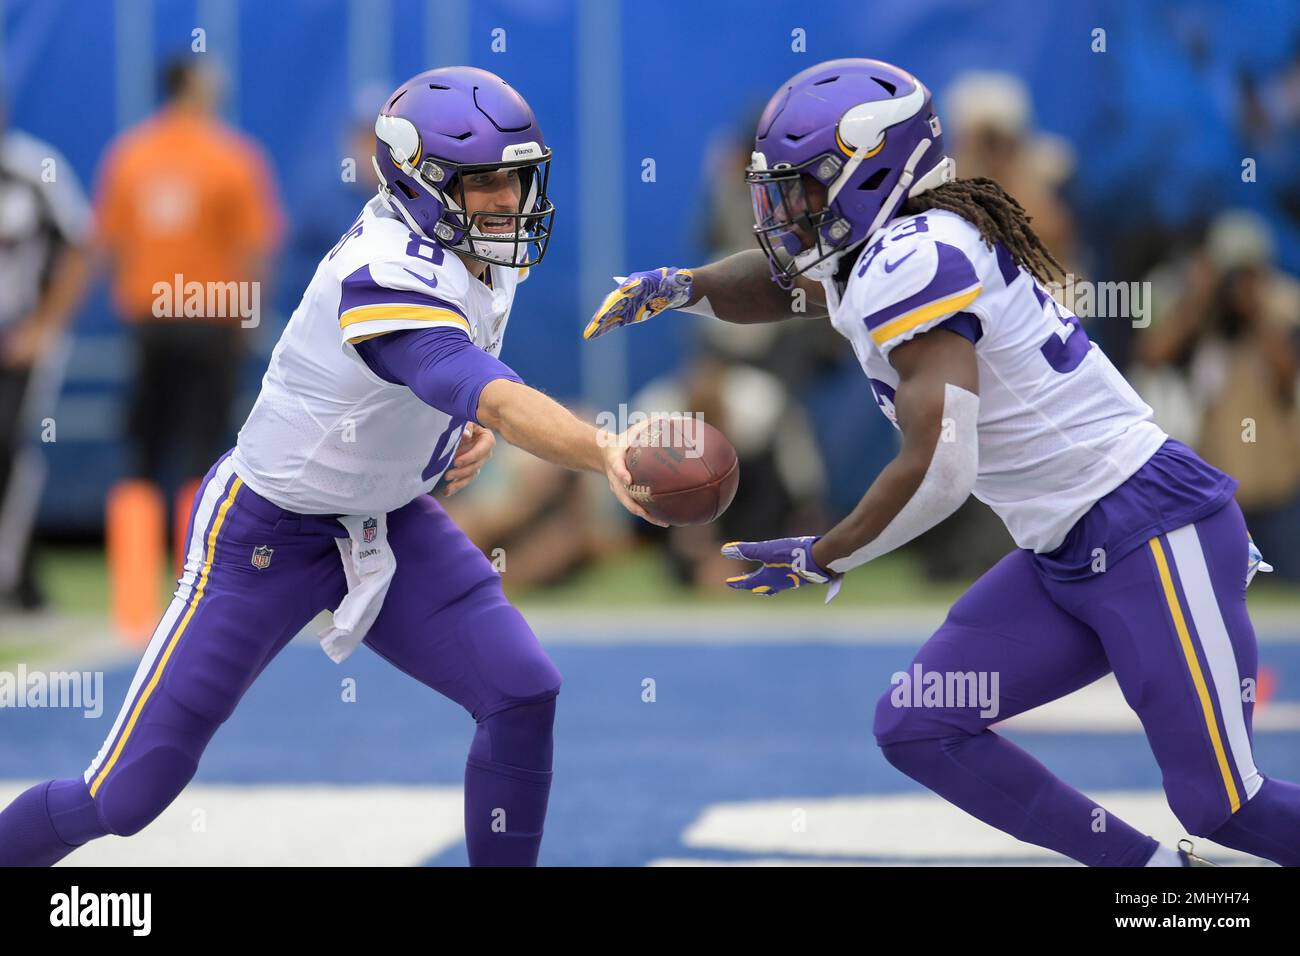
[
  {"xmin": 94, "ymin": 56, "xmax": 283, "ymax": 636},
  {"xmin": 96, "ymin": 56, "xmax": 283, "ymax": 486}
]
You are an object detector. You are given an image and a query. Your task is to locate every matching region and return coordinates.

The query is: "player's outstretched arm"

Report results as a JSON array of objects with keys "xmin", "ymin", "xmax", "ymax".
[
  {"xmin": 476, "ymin": 377, "xmax": 668, "ymax": 526},
  {"xmin": 721, "ymin": 329, "xmax": 979, "ymax": 596},
  {"xmin": 689, "ymin": 249, "xmax": 828, "ymax": 324},
  {"xmin": 583, "ymin": 249, "xmax": 826, "ymax": 340}
]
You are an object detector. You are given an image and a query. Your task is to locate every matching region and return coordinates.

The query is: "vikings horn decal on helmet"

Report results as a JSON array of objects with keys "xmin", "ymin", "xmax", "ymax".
[
  {"xmin": 372, "ymin": 66, "xmax": 556, "ymax": 268},
  {"xmin": 746, "ymin": 58, "xmax": 956, "ymax": 286}
]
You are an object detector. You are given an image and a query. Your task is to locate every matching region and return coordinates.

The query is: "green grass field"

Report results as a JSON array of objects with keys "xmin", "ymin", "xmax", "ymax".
[{"xmin": 30, "ymin": 543, "xmax": 1300, "ymax": 617}]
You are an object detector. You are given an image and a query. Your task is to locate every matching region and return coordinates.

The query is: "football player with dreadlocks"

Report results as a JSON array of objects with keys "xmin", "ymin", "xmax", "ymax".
[
  {"xmin": 0, "ymin": 67, "xmax": 662, "ymax": 867},
  {"xmin": 586, "ymin": 58, "xmax": 1299, "ymax": 867}
]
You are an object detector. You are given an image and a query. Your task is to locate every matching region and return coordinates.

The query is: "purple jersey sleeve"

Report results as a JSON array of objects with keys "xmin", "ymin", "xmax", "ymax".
[
  {"xmin": 936, "ymin": 311, "xmax": 983, "ymax": 344},
  {"xmin": 355, "ymin": 327, "xmax": 523, "ymax": 425}
]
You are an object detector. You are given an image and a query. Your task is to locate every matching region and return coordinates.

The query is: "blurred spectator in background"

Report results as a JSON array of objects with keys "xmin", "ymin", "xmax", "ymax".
[
  {"xmin": 95, "ymin": 56, "xmax": 283, "ymax": 488},
  {"xmin": 0, "ymin": 109, "xmax": 92, "ymax": 610},
  {"xmin": 443, "ymin": 415, "xmax": 632, "ymax": 594},
  {"xmin": 944, "ymin": 71, "xmax": 1080, "ymax": 274},
  {"xmin": 1134, "ymin": 210, "xmax": 1300, "ymax": 580},
  {"xmin": 93, "ymin": 55, "xmax": 283, "ymax": 638},
  {"xmin": 282, "ymin": 83, "xmax": 387, "ymax": 307},
  {"xmin": 1239, "ymin": 41, "xmax": 1300, "ymax": 234}
]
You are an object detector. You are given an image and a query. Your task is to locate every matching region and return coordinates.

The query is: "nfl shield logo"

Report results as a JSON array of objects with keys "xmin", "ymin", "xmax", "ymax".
[
  {"xmin": 363, "ymin": 517, "xmax": 377, "ymax": 543},
  {"xmin": 251, "ymin": 545, "xmax": 273, "ymax": 570}
]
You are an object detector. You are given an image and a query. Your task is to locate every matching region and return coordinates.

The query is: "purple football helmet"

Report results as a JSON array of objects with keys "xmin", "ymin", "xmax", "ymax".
[
  {"xmin": 372, "ymin": 66, "xmax": 555, "ymax": 267},
  {"xmin": 747, "ymin": 58, "xmax": 955, "ymax": 286}
]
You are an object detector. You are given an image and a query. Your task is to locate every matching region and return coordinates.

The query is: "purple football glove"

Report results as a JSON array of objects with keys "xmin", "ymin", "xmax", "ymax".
[
  {"xmin": 583, "ymin": 267, "xmax": 694, "ymax": 340},
  {"xmin": 721, "ymin": 535, "xmax": 833, "ymax": 596}
]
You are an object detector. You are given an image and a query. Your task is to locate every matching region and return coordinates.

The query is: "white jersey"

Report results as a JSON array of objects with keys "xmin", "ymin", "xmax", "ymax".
[
  {"xmin": 233, "ymin": 194, "xmax": 525, "ymax": 514},
  {"xmin": 825, "ymin": 209, "xmax": 1166, "ymax": 553}
]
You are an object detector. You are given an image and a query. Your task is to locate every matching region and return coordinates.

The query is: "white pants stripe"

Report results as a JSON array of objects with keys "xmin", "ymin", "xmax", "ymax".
[
  {"xmin": 1166, "ymin": 522, "xmax": 1264, "ymax": 801},
  {"xmin": 82, "ymin": 457, "xmax": 237, "ymax": 784}
]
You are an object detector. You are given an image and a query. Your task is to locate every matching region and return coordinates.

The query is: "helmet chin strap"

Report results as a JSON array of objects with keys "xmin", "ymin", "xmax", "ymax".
[
  {"xmin": 909, "ymin": 155, "xmax": 956, "ymax": 198},
  {"xmin": 862, "ymin": 138, "xmax": 935, "ymax": 238},
  {"xmin": 372, "ymin": 155, "xmax": 442, "ymax": 240},
  {"xmin": 795, "ymin": 244, "xmax": 845, "ymax": 281}
]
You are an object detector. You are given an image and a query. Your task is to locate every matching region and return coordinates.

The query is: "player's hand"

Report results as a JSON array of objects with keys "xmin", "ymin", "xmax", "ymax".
[
  {"xmin": 442, "ymin": 423, "xmax": 495, "ymax": 497},
  {"xmin": 598, "ymin": 421, "xmax": 669, "ymax": 527},
  {"xmin": 721, "ymin": 535, "xmax": 833, "ymax": 596},
  {"xmin": 583, "ymin": 267, "xmax": 694, "ymax": 340}
]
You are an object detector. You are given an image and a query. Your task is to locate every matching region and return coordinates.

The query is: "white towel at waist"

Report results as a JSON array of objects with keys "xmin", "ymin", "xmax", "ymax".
[{"xmin": 318, "ymin": 513, "xmax": 397, "ymax": 663}]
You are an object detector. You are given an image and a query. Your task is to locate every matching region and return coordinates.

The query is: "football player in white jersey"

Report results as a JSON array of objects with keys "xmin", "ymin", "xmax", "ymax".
[
  {"xmin": 0, "ymin": 67, "xmax": 661, "ymax": 867},
  {"xmin": 585, "ymin": 58, "xmax": 1300, "ymax": 866}
]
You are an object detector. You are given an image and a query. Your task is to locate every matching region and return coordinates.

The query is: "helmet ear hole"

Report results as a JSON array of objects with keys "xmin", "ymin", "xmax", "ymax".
[
  {"xmin": 396, "ymin": 180, "xmax": 418, "ymax": 200},
  {"xmin": 859, "ymin": 167, "xmax": 891, "ymax": 191}
]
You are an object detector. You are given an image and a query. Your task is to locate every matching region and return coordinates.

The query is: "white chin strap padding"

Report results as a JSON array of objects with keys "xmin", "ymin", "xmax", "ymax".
[
  {"xmin": 794, "ymin": 243, "xmax": 842, "ymax": 280},
  {"xmin": 909, "ymin": 155, "xmax": 957, "ymax": 198}
]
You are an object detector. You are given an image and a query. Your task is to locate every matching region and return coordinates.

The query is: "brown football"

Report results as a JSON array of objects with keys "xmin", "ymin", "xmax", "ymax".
[{"xmin": 624, "ymin": 416, "xmax": 739, "ymax": 526}]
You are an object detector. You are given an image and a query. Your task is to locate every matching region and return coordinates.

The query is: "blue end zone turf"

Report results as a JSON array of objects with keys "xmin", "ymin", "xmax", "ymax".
[{"xmin": 4, "ymin": 636, "xmax": 1298, "ymax": 865}]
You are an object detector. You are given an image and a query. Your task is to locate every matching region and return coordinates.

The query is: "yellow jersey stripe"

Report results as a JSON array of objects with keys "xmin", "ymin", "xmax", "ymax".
[
  {"xmin": 89, "ymin": 477, "xmax": 243, "ymax": 798},
  {"xmin": 1149, "ymin": 536, "xmax": 1242, "ymax": 813},
  {"xmin": 339, "ymin": 304, "xmax": 470, "ymax": 332},
  {"xmin": 870, "ymin": 285, "xmax": 982, "ymax": 346}
]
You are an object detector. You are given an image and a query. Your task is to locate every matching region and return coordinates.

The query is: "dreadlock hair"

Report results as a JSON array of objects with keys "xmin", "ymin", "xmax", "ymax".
[{"xmin": 899, "ymin": 177, "xmax": 1064, "ymax": 286}]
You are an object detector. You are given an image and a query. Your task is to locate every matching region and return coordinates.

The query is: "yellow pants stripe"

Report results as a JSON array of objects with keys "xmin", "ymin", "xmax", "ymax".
[
  {"xmin": 89, "ymin": 477, "xmax": 243, "ymax": 798},
  {"xmin": 1149, "ymin": 535, "xmax": 1242, "ymax": 813}
]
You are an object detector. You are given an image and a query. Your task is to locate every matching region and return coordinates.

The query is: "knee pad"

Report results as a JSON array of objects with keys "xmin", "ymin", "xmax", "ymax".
[
  {"xmin": 1162, "ymin": 779, "xmax": 1232, "ymax": 838},
  {"xmin": 94, "ymin": 744, "xmax": 199, "ymax": 836},
  {"xmin": 468, "ymin": 601, "xmax": 563, "ymax": 709},
  {"xmin": 92, "ymin": 686, "xmax": 212, "ymax": 836},
  {"xmin": 470, "ymin": 696, "xmax": 557, "ymax": 773},
  {"xmin": 874, "ymin": 685, "xmax": 913, "ymax": 745},
  {"xmin": 877, "ymin": 736, "xmax": 945, "ymax": 777},
  {"xmin": 873, "ymin": 685, "xmax": 964, "ymax": 747}
]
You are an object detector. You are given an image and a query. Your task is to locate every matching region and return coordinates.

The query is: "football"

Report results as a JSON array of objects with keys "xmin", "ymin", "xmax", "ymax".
[{"xmin": 624, "ymin": 416, "xmax": 739, "ymax": 526}]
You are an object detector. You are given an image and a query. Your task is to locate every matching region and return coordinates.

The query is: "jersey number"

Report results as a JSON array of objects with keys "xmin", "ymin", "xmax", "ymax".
[
  {"xmin": 328, "ymin": 216, "xmax": 364, "ymax": 260},
  {"xmin": 424, "ymin": 417, "xmax": 466, "ymax": 481},
  {"xmin": 857, "ymin": 216, "xmax": 930, "ymax": 277},
  {"xmin": 406, "ymin": 234, "xmax": 444, "ymax": 265},
  {"xmin": 1033, "ymin": 283, "xmax": 1091, "ymax": 373}
]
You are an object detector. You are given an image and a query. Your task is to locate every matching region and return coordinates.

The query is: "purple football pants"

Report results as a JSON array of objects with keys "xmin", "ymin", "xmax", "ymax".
[
  {"xmin": 0, "ymin": 453, "xmax": 561, "ymax": 866},
  {"xmin": 876, "ymin": 500, "xmax": 1300, "ymax": 865}
]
